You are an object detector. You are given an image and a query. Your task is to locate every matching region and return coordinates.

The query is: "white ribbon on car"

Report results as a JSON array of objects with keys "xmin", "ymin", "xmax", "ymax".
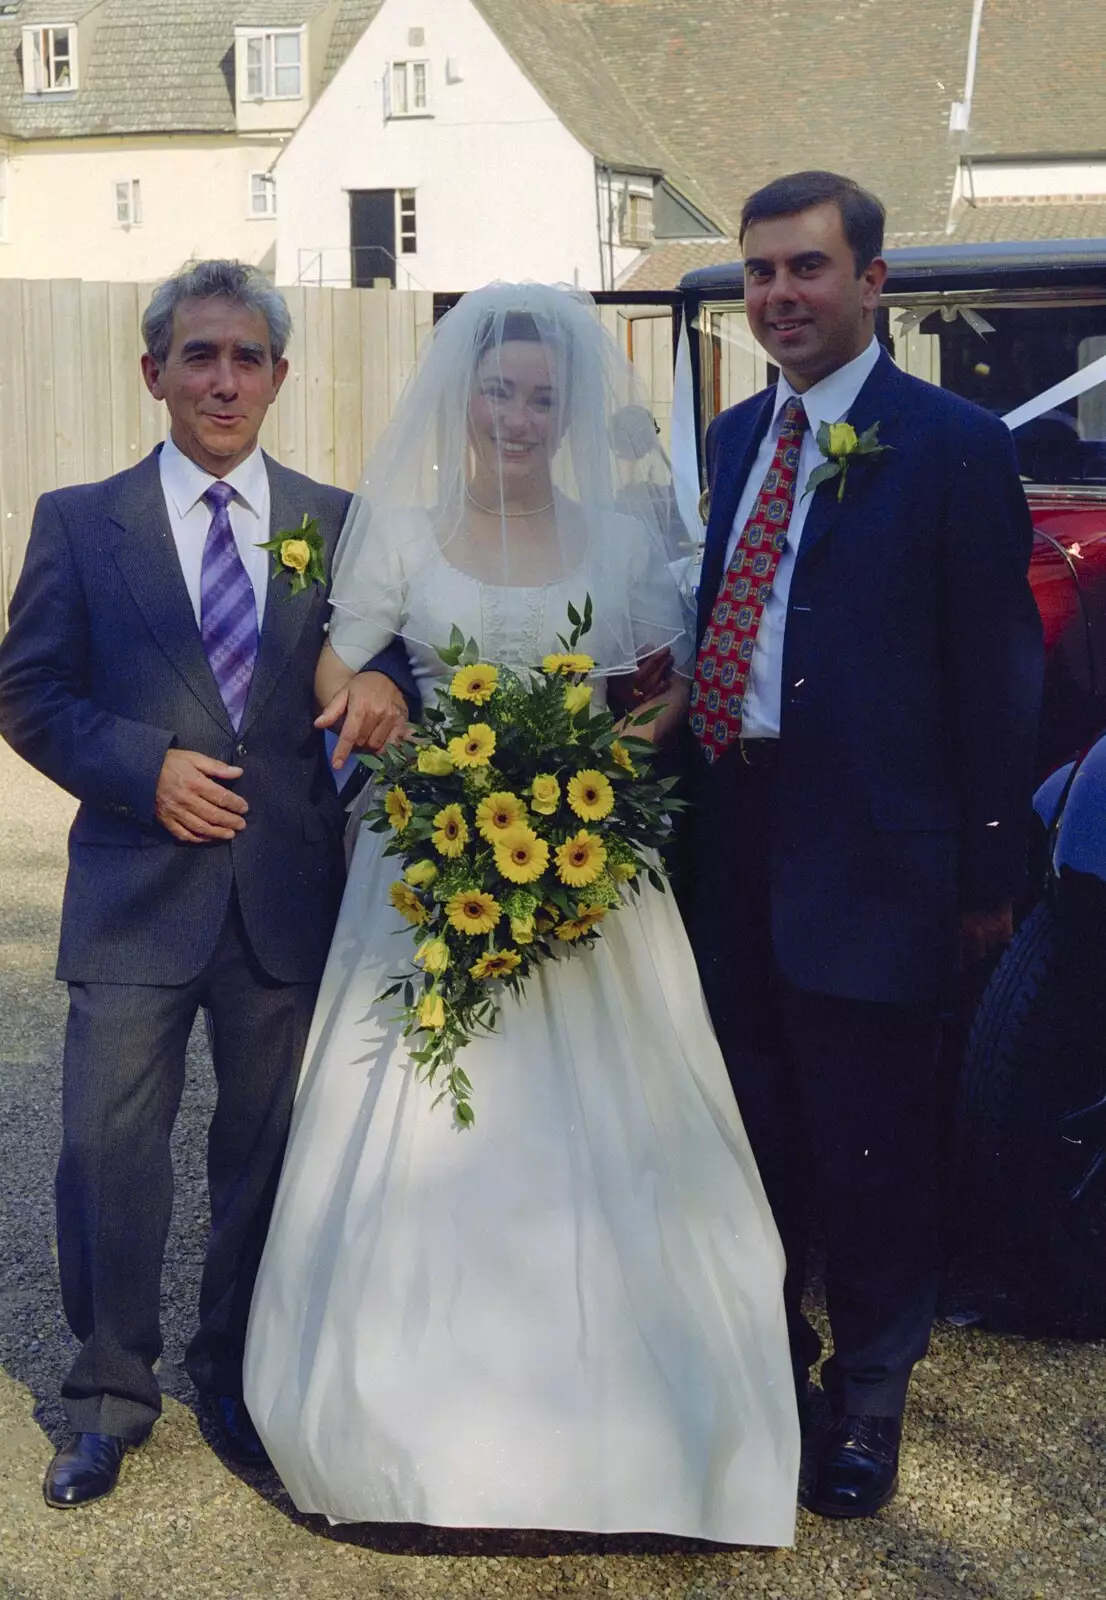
[
  {"xmin": 1001, "ymin": 350, "xmax": 1106, "ymax": 433},
  {"xmin": 895, "ymin": 305, "xmax": 996, "ymax": 338}
]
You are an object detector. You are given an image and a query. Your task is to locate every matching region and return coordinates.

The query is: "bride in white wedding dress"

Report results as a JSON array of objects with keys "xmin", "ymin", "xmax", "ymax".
[{"xmin": 243, "ymin": 285, "xmax": 799, "ymax": 1544}]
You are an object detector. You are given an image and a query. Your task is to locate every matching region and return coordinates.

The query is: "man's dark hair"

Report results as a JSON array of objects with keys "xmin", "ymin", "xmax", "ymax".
[{"xmin": 739, "ymin": 171, "xmax": 886, "ymax": 274}]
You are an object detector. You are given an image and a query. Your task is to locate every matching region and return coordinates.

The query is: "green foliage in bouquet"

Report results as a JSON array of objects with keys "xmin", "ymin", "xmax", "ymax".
[{"xmin": 359, "ymin": 597, "xmax": 685, "ymax": 1126}]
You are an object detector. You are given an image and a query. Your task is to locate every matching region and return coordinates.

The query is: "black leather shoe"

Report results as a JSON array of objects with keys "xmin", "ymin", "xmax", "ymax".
[
  {"xmin": 43, "ymin": 1433, "xmax": 127, "ymax": 1508},
  {"xmin": 203, "ymin": 1395, "xmax": 269, "ymax": 1467},
  {"xmin": 802, "ymin": 1414, "xmax": 901, "ymax": 1518}
]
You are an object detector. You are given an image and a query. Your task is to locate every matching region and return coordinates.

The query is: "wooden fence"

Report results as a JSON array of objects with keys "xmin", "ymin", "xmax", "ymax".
[{"xmin": 0, "ymin": 281, "xmax": 674, "ymax": 626}]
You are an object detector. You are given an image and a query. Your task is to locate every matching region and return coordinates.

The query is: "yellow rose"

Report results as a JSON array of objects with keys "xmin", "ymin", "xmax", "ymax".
[
  {"xmin": 415, "ymin": 936, "xmax": 450, "ymax": 974},
  {"xmin": 404, "ymin": 859, "xmax": 439, "ymax": 889},
  {"xmin": 510, "ymin": 914, "xmax": 535, "ymax": 944},
  {"xmin": 418, "ymin": 991, "xmax": 446, "ymax": 1030},
  {"xmin": 417, "ymin": 745, "xmax": 455, "ymax": 776},
  {"xmin": 280, "ymin": 538, "xmax": 311, "ymax": 574},
  {"xmin": 826, "ymin": 421, "xmax": 859, "ymax": 458},
  {"xmin": 611, "ymin": 860, "xmax": 638, "ymax": 883},
  {"xmin": 530, "ymin": 774, "xmax": 561, "ymax": 815},
  {"xmin": 564, "ymin": 684, "xmax": 593, "ymax": 717}
]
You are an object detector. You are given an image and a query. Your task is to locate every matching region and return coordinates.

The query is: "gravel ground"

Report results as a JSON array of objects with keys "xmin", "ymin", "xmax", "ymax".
[{"xmin": 0, "ymin": 736, "xmax": 1103, "ymax": 1600}]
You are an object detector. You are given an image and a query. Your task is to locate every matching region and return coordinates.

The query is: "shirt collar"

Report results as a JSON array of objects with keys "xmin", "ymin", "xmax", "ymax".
[
  {"xmin": 159, "ymin": 434, "xmax": 267, "ymax": 519},
  {"xmin": 772, "ymin": 338, "xmax": 881, "ymax": 438}
]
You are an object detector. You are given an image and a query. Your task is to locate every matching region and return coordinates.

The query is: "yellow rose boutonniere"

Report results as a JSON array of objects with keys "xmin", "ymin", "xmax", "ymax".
[
  {"xmin": 257, "ymin": 513, "xmax": 327, "ymax": 595},
  {"xmin": 804, "ymin": 419, "xmax": 891, "ymax": 504}
]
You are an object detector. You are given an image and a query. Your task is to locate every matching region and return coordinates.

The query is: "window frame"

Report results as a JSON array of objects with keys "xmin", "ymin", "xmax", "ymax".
[
  {"xmin": 113, "ymin": 178, "xmax": 142, "ymax": 229},
  {"xmin": 398, "ymin": 188, "xmax": 417, "ymax": 254},
  {"xmin": 242, "ymin": 27, "xmax": 304, "ymax": 102},
  {"xmin": 249, "ymin": 170, "xmax": 278, "ymax": 219},
  {"xmin": 619, "ymin": 186, "xmax": 655, "ymax": 249},
  {"xmin": 387, "ymin": 59, "xmax": 431, "ymax": 119},
  {"xmin": 22, "ymin": 24, "xmax": 78, "ymax": 94}
]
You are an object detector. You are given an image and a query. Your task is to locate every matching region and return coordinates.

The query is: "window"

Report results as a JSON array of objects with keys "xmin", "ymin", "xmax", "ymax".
[
  {"xmin": 22, "ymin": 25, "xmax": 77, "ymax": 93},
  {"xmin": 388, "ymin": 59, "xmax": 429, "ymax": 117},
  {"xmin": 114, "ymin": 179, "xmax": 142, "ymax": 227},
  {"xmin": 619, "ymin": 188, "xmax": 654, "ymax": 249},
  {"xmin": 244, "ymin": 29, "xmax": 302, "ymax": 100},
  {"xmin": 249, "ymin": 171, "xmax": 277, "ymax": 217},
  {"xmin": 399, "ymin": 189, "xmax": 417, "ymax": 253}
]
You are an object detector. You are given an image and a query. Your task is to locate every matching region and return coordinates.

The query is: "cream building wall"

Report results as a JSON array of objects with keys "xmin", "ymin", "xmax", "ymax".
[
  {"xmin": 275, "ymin": 0, "xmax": 606, "ymax": 290},
  {"xmin": 0, "ymin": 134, "xmax": 281, "ymax": 281}
]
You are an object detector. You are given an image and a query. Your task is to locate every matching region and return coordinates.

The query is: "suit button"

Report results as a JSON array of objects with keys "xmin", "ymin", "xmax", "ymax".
[{"xmin": 234, "ymin": 742, "xmax": 246, "ymax": 759}]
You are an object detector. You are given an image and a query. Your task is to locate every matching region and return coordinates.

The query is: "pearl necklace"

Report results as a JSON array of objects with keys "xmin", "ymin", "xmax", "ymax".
[{"xmin": 465, "ymin": 485, "xmax": 554, "ymax": 518}]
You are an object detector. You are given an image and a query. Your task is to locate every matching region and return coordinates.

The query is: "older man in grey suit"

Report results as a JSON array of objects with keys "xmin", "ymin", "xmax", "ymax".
[{"xmin": 0, "ymin": 261, "xmax": 416, "ymax": 1508}]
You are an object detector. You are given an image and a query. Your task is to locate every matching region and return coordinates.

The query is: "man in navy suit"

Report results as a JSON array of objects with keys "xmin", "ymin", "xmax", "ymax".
[
  {"xmin": 682, "ymin": 173, "xmax": 1043, "ymax": 1517},
  {"xmin": 0, "ymin": 262, "xmax": 416, "ymax": 1507}
]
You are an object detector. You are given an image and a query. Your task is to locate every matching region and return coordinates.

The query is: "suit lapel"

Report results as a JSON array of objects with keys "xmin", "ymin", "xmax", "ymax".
[
  {"xmin": 793, "ymin": 350, "xmax": 906, "ymax": 568},
  {"xmin": 696, "ymin": 389, "xmax": 775, "ymax": 643},
  {"xmin": 108, "ymin": 450, "xmax": 234, "ymax": 733},
  {"xmin": 238, "ymin": 455, "xmax": 319, "ymax": 735}
]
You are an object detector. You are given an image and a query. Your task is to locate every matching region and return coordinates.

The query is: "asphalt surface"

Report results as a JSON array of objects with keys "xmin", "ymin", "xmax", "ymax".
[{"xmin": 0, "ymin": 738, "xmax": 1103, "ymax": 1599}]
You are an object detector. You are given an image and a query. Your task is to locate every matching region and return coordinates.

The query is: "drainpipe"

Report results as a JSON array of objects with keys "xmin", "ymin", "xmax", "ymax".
[{"xmin": 949, "ymin": 0, "xmax": 985, "ymax": 133}]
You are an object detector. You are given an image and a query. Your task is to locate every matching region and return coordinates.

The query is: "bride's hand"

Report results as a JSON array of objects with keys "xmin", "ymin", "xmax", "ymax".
[{"xmin": 316, "ymin": 671, "xmax": 410, "ymax": 768}]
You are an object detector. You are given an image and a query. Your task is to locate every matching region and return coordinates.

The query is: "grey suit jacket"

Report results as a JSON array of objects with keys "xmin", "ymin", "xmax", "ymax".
[{"xmin": 0, "ymin": 447, "xmax": 408, "ymax": 986}]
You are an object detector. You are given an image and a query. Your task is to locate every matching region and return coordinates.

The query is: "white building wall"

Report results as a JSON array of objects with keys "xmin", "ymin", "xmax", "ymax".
[
  {"xmin": 275, "ymin": 0, "xmax": 604, "ymax": 290},
  {"xmin": 0, "ymin": 135, "xmax": 281, "ymax": 281},
  {"xmin": 959, "ymin": 159, "xmax": 1106, "ymax": 203}
]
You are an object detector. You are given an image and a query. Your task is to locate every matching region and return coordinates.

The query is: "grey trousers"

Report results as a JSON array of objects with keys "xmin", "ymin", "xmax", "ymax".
[{"xmin": 56, "ymin": 893, "xmax": 318, "ymax": 1442}]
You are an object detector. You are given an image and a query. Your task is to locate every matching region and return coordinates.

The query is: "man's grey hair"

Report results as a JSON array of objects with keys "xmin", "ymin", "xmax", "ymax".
[{"xmin": 141, "ymin": 260, "xmax": 293, "ymax": 366}]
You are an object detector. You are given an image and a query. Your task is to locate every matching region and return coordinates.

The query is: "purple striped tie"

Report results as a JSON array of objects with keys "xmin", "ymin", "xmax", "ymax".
[{"xmin": 200, "ymin": 480, "xmax": 258, "ymax": 731}]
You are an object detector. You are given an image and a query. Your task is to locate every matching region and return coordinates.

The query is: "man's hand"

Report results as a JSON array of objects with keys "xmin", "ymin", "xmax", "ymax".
[
  {"xmin": 315, "ymin": 670, "xmax": 409, "ymax": 770},
  {"xmin": 155, "ymin": 750, "xmax": 247, "ymax": 843},
  {"xmin": 606, "ymin": 647, "xmax": 674, "ymax": 719},
  {"xmin": 959, "ymin": 904, "xmax": 1014, "ymax": 967}
]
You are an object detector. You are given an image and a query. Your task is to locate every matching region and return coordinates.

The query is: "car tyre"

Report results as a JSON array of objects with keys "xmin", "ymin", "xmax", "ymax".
[{"xmin": 956, "ymin": 899, "xmax": 1106, "ymax": 1335}]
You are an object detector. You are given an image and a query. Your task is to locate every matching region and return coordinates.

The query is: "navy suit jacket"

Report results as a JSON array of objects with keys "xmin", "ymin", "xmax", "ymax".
[
  {"xmin": 0, "ymin": 447, "xmax": 417, "ymax": 987},
  {"xmin": 696, "ymin": 351, "xmax": 1044, "ymax": 1002}
]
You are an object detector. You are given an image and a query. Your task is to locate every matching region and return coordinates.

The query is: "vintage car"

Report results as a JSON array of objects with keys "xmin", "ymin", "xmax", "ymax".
[{"xmin": 676, "ymin": 240, "xmax": 1106, "ymax": 1330}]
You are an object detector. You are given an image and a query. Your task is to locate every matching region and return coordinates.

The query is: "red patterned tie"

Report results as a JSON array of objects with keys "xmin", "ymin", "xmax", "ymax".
[{"xmin": 690, "ymin": 397, "xmax": 808, "ymax": 762}]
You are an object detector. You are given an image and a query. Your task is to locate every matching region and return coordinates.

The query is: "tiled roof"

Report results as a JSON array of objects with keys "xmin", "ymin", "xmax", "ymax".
[
  {"xmin": 968, "ymin": 0, "xmax": 1106, "ymax": 157},
  {"xmin": 619, "ymin": 238, "xmax": 739, "ymax": 291},
  {"xmin": 0, "ymin": 1, "xmax": 329, "ymax": 139},
  {"xmin": 320, "ymin": 0, "xmax": 387, "ymax": 88},
  {"xmin": 944, "ymin": 202, "xmax": 1106, "ymax": 245},
  {"xmin": 563, "ymin": 0, "xmax": 975, "ymax": 240}
]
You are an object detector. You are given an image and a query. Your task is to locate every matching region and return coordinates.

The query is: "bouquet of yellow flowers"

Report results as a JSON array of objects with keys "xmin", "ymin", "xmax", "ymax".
[{"xmin": 359, "ymin": 598, "xmax": 683, "ymax": 1124}]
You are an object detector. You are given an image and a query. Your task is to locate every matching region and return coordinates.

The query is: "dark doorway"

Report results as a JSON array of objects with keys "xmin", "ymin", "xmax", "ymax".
[{"xmin": 349, "ymin": 190, "xmax": 396, "ymax": 287}]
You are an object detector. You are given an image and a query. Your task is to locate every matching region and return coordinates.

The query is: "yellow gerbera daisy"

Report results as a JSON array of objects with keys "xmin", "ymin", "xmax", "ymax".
[
  {"xmin": 494, "ymin": 826, "xmax": 550, "ymax": 885},
  {"xmin": 404, "ymin": 859, "xmax": 438, "ymax": 888},
  {"xmin": 432, "ymin": 803, "xmax": 470, "ymax": 858},
  {"xmin": 567, "ymin": 769, "xmax": 615, "ymax": 822},
  {"xmin": 415, "ymin": 936, "xmax": 450, "ymax": 974},
  {"xmin": 384, "ymin": 786, "xmax": 412, "ymax": 831},
  {"xmin": 417, "ymin": 745, "xmax": 455, "ymax": 776},
  {"xmin": 542, "ymin": 652, "xmax": 596, "ymax": 676},
  {"xmin": 611, "ymin": 740, "xmax": 637, "ymax": 777},
  {"xmin": 450, "ymin": 663, "xmax": 500, "ymax": 705},
  {"xmin": 449, "ymin": 723, "xmax": 496, "ymax": 768},
  {"xmin": 530, "ymin": 774, "xmax": 561, "ymax": 815},
  {"xmin": 389, "ymin": 881, "xmax": 429, "ymax": 926},
  {"xmin": 446, "ymin": 890, "xmax": 501, "ymax": 936},
  {"xmin": 418, "ymin": 991, "xmax": 446, "ymax": 1029},
  {"xmin": 475, "ymin": 790, "xmax": 527, "ymax": 843},
  {"xmin": 556, "ymin": 830, "xmax": 606, "ymax": 888},
  {"xmin": 555, "ymin": 904, "xmax": 609, "ymax": 942},
  {"xmin": 563, "ymin": 684, "xmax": 593, "ymax": 717},
  {"xmin": 470, "ymin": 949, "xmax": 523, "ymax": 981}
]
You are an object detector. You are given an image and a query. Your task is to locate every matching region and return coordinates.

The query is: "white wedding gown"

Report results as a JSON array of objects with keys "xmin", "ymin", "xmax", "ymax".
[{"xmin": 244, "ymin": 528, "xmax": 799, "ymax": 1544}]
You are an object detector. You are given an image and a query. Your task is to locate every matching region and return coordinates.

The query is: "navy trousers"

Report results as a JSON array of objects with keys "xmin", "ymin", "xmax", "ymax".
[{"xmin": 682, "ymin": 748, "xmax": 941, "ymax": 1418}]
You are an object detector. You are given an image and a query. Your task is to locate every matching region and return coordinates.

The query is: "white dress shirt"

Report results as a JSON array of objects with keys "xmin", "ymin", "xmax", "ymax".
[
  {"xmin": 726, "ymin": 338, "xmax": 881, "ymax": 737},
  {"xmin": 158, "ymin": 435, "xmax": 271, "ymax": 630}
]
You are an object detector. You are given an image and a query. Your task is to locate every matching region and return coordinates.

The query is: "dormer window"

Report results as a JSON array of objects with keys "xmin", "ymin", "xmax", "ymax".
[
  {"xmin": 22, "ymin": 24, "xmax": 78, "ymax": 94},
  {"xmin": 242, "ymin": 28, "xmax": 303, "ymax": 101},
  {"xmin": 387, "ymin": 59, "xmax": 429, "ymax": 117}
]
